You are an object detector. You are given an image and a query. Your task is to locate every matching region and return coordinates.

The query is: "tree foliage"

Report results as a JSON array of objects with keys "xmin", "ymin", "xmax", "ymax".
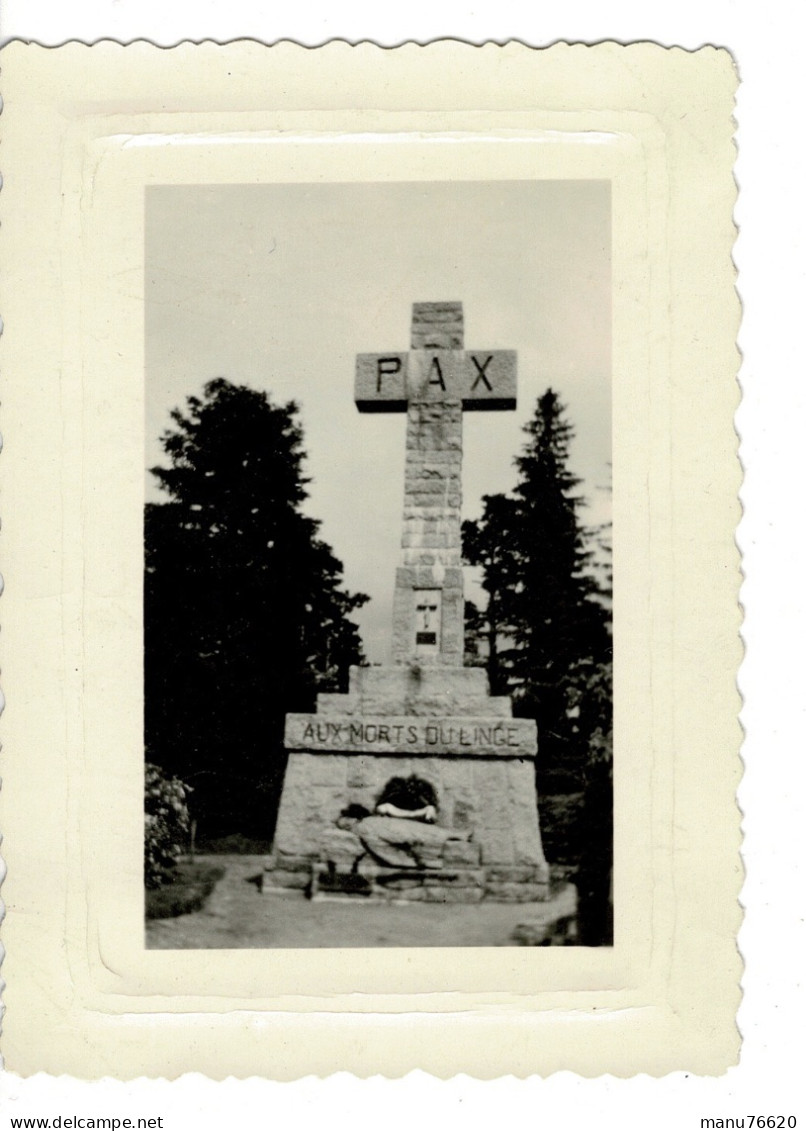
[
  {"xmin": 145, "ymin": 378, "xmax": 367, "ymax": 840},
  {"xmin": 463, "ymin": 389, "xmax": 612, "ymax": 788},
  {"xmin": 463, "ymin": 388, "xmax": 613, "ymax": 941}
]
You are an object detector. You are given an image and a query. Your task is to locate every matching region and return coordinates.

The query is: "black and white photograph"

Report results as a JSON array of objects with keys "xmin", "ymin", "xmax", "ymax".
[{"xmin": 143, "ymin": 180, "xmax": 613, "ymax": 948}]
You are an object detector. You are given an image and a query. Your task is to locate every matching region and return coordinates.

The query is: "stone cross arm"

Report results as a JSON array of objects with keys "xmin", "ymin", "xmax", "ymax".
[{"xmin": 355, "ymin": 348, "xmax": 517, "ymax": 412}]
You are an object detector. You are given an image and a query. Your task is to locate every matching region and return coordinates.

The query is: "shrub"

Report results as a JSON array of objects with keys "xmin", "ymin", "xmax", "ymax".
[
  {"xmin": 145, "ymin": 762, "xmax": 190, "ymax": 889},
  {"xmin": 145, "ymin": 861, "xmax": 225, "ymax": 919}
]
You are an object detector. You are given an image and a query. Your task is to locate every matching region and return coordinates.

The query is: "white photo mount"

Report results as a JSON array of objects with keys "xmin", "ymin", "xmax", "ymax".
[{"xmin": 0, "ymin": 41, "xmax": 741, "ymax": 1079}]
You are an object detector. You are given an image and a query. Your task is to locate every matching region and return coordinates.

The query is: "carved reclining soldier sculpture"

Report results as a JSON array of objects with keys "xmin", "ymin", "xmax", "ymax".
[{"xmin": 332, "ymin": 775, "xmax": 470, "ymax": 871}]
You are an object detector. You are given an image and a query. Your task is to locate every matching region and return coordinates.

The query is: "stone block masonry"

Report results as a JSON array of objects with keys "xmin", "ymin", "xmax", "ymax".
[
  {"xmin": 269, "ymin": 747, "xmax": 548, "ymax": 899},
  {"xmin": 410, "ymin": 301, "xmax": 464, "ymax": 350},
  {"xmin": 393, "ymin": 395, "xmax": 464, "ymax": 664},
  {"xmin": 397, "ymin": 361, "xmax": 462, "ymax": 666}
]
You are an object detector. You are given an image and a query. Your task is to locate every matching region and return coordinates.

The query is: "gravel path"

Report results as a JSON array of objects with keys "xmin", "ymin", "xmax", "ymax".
[{"xmin": 146, "ymin": 854, "xmax": 576, "ymax": 949}]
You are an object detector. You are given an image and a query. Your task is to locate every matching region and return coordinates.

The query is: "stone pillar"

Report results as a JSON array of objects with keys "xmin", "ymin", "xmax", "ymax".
[{"xmin": 392, "ymin": 302, "xmax": 465, "ymax": 665}]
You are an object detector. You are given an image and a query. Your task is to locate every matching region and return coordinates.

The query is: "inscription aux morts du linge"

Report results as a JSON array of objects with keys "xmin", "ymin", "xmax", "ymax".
[{"xmin": 284, "ymin": 714, "xmax": 537, "ymax": 758}]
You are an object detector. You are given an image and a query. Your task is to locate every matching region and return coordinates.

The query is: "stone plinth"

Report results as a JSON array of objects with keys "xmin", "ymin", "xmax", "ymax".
[
  {"xmin": 271, "ymin": 750, "xmax": 547, "ymax": 871},
  {"xmin": 266, "ymin": 664, "xmax": 550, "ymax": 902},
  {"xmin": 317, "ymin": 665, "xmax": 511, "ymax": 717}
]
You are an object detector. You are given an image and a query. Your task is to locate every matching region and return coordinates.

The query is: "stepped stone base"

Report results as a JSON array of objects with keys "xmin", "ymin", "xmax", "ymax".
[
  {"xmin": 267, "ymin": 664, "xmax": 550, "ymax": 903},
  {"xmin": 309, "ymin": 860, "xmax": 549, "ymax": 904},
  {"xmin": 315, "ymin": 664, "xmax": 512, "ymax": 717},
  {"xmin": 263, "ymin": 852, "xmax": 550, "ymax": 904}
]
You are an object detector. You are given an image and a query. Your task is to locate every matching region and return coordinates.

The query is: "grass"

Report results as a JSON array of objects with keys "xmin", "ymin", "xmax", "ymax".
[
  {"xmin": 146, "ymin": 860, "xmax": 226, "ymax": 920},
  {"xmin": 146, "ymin": 854, "xmax": 579, "ymax": 949}
]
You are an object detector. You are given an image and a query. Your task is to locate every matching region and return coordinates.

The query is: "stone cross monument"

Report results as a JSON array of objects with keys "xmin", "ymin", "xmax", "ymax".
[
  {"xmin": 355, "ymin": 301, "xmax": 516, "ymax": 666},
  {"xmin": 265, "ymin": 302, "xmax": 549, "ymax": 903}
]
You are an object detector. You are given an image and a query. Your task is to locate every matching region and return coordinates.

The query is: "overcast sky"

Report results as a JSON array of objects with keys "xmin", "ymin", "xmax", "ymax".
[{"xmin": 145, "ymin": 181, "xmax": 611, "ymax": 661}]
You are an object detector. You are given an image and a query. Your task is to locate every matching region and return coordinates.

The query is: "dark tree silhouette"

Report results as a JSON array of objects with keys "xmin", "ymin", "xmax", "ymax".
[
  {"xmin": 462, "ymin": 492, "xmax": 523, "ymax": 694},
  {"xmin": 464, "ymin": 390, "xmax": 610, "ymax": 785},
  {"xmin": 145, "ymin": 378, "xmax": 367, "ymax": 841},
  {"xmin": 463, "ymin": 389, "xmax": 613, "ymax": 942}
]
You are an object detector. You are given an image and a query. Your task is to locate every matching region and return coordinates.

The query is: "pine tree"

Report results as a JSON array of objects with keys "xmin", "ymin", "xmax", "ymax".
[
  {"xmin": 145, "ymin": 378, "xmax": 367, "ymax": 841},
  {"xmin": 463, "ymin": 390, "xmax": 613, "ymax": 938},
  {"xmin": 463, "ymin": 389, "xmax": 611, "ymax": 792}
]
